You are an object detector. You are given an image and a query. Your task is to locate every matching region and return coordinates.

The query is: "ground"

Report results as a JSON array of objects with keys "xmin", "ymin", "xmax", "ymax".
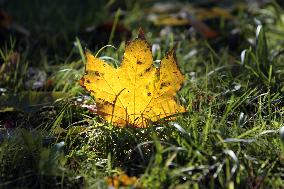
[{"xmin": 0, "ymin": 0, "xmax": 284, "ymax": 188}]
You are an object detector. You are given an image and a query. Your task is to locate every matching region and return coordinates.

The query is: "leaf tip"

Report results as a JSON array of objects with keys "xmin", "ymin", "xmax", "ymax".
[
  {"xmin": 166, "ymin": 47, "xmax": 176, "ymax": 59},
  {"xmin": 85, "ymin": 50, "xmax": 96, "ymax": 64},
  {"xmin": 85, "ymin": 49, "xmax": 92, "ymax": 57},
  {"xmin": 138, "ymin": 27, "xmax": 145, "ymax": 39}
]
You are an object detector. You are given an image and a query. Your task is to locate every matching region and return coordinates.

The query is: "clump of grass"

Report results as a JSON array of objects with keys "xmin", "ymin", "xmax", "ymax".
[
  {"xmin": 0, "ymin": 39, "xmax": 29, "ymax": 92},
  {"xmin": 1, "ymin": 1, "xmax": 284, "ymax": 189}
]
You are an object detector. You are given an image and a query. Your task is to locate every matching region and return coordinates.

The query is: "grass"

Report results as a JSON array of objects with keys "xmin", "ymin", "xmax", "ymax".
[{"xmin": 1, "ymin": 0, "xmax": 284, "ymax": 188}]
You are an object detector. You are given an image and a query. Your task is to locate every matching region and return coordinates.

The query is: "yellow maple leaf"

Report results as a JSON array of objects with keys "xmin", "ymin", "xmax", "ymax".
[{"xmin": 80, "ymin": 29, "xmax": 185, "ymax": 127}]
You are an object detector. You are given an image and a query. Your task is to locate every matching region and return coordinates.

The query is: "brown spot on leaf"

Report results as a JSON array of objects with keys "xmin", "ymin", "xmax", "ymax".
[
  {"xmin": 161, "ymin": 82, "xmax": 170, "ymax": 87},
  {"xmin": 95, "ymin": 71, "xmax": 100, "ymax": 76},
  {"xmin": 145, "ymin": 67, "xmax": 151, "ymax": 73},
  {"xmin": 160, "ymin": 82, "xmax": 171, "ymax": 89}
]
